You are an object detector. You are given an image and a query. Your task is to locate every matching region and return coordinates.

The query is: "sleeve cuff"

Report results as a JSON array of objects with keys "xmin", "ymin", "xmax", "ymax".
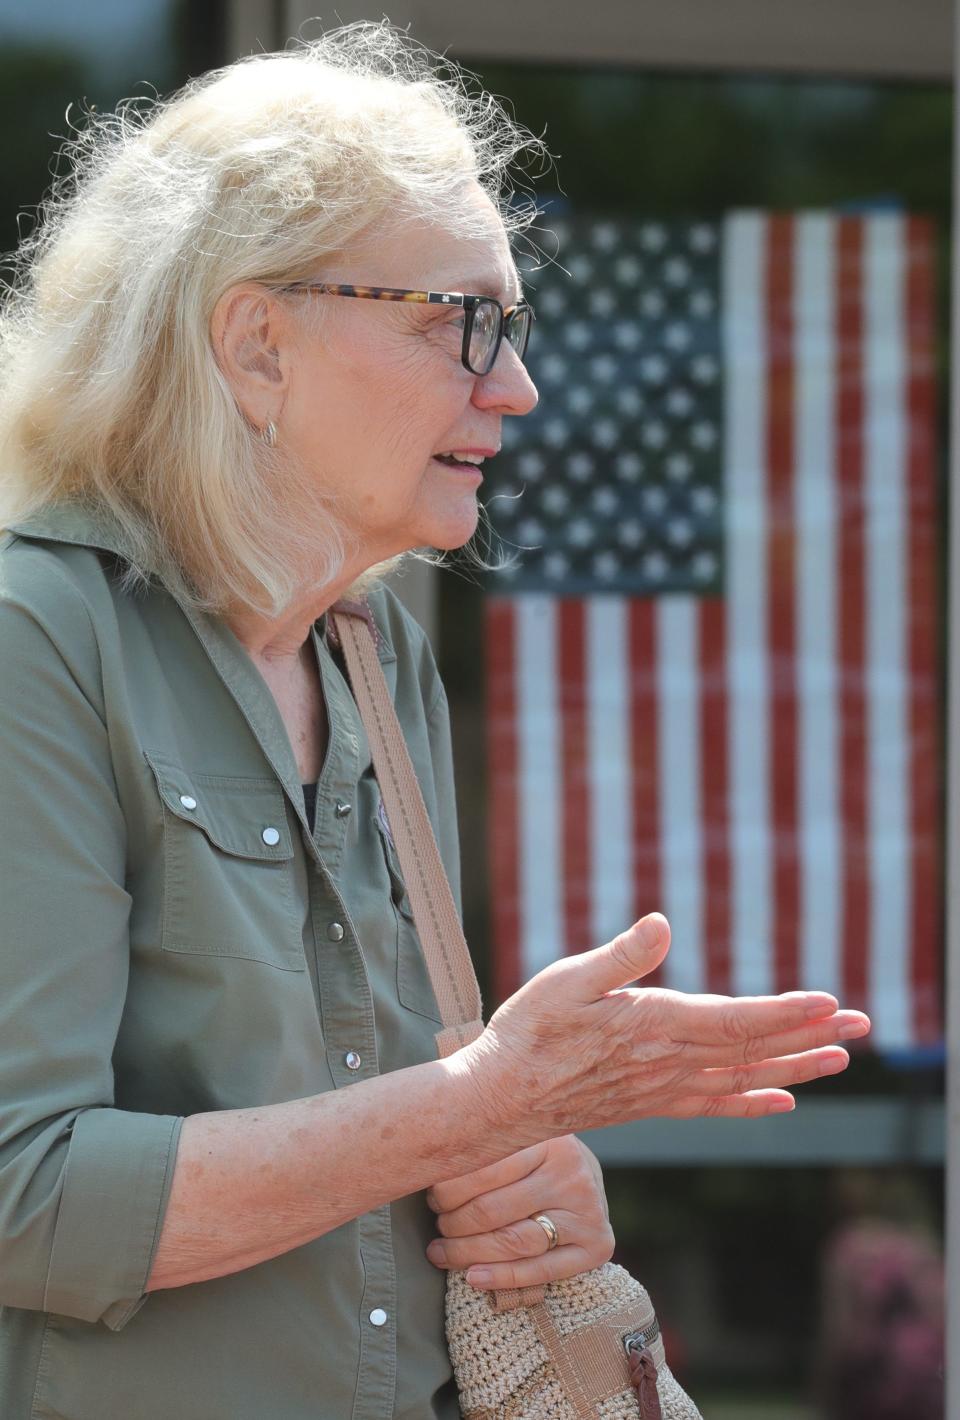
[{"xmin": 43, "ymin": 1108, "xmax": 183, "ymax": 1328}]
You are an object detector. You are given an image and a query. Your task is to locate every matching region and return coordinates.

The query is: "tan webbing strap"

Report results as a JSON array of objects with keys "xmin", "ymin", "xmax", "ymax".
[
  {"xmin": 330, "ymin": 606, "xmax": 483, "ymax": 1052},
  {"xmin": 332, "ymin": 603, "xmax": 529, "ymax": 1320},
  {"xmin": 529, "ymin": 1299, "xmax": 663, "ymax": 1415}
]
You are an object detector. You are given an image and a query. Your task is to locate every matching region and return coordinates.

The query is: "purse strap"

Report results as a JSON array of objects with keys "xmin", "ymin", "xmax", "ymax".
[
  {"xmin": 329, "ymin": 603, "xmax": 484, "ymax": 1058},
  {"xmin": 330, "ymin": 601, "xmax": 546, "ymax": 1315}
]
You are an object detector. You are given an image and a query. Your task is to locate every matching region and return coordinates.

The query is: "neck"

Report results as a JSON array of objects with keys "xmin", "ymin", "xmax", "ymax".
[{"xmin": 226, "ymin": 570, "xmax": 362, "ymax": 663}]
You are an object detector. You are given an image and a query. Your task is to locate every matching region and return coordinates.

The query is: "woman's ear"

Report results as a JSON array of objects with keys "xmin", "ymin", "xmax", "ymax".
[{"xmin": 210, "ymin": 285, "xmax": 289, "ymax": 427}]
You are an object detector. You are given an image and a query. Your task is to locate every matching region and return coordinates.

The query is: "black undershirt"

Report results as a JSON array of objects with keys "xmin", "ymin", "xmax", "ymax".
[{"xmin": 302, "ymin": 782, "xmax": 318, "ymax": 832}]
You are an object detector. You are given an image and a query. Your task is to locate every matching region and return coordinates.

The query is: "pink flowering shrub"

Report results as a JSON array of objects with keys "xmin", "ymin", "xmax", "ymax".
[{"xmin": 816, "ymin": 1221, "xmax": 943, "ymax": 1419}]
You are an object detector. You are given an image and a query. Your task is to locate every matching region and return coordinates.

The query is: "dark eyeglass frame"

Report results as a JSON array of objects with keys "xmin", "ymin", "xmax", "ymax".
[{"xmin": 273, "ymin": 281, "xmax": 534, "ymax": 376}]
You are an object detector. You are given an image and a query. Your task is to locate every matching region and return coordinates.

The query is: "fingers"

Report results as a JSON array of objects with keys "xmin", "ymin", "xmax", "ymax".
[
  {"xmin": 427, "ymin": 1213, "xmax": 582, "ymax": 1271},
  {"xmin": 431, "ymin": 1137, "xmax": 603, "ymax": 1239},
  {"xmin": 688, "ymin": 1011, "xmax": 870, "ymax": 1068},
  {"xmin": 648, "ymin": 989, "xmax": 868, "ymax": 1049},
  {"xmin": 692, "ymin": 1045, "xmax": 849, "ymax": 1098},
  {"xmin": 667, "ymin": 1088, "xmax": 798, "ymax": 1119},
  {"xmin": 426, "ymin": 1135, "xmax": 615, "ymax": 1281},
  {"xmin": 458, "ymin": 1244, "xmax": 609, "ymax": 1292},
  {"xmin": 425, "ymin": 1144, "xmax": 547, "ymax": 1215},
  {"xmin": 433, "ymin": 1174, "xmax": 549, "ymax": 1239},
  {"xmin": 427, "ymin": 1212, "xmax": 615, "ymax": 1289},
  {"xmin": 558, "ymin": 914, "xmax": 671, "ymax": 1003}
]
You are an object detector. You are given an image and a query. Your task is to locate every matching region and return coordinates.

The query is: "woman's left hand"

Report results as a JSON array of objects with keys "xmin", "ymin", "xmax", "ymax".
[{"xmin": 424, "ymin": 1135, "xmax": 615, "ymax": 1290}]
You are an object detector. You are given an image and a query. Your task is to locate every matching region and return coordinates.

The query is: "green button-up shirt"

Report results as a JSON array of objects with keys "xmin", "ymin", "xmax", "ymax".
[{"xmin": 0, "ymin": 503, "xmax": 463, "ymax": 1419}]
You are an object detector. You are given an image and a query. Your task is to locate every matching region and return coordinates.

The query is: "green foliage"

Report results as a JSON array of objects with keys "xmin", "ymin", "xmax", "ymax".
[
  {"xmin": 0, "ymin": 1, "xmax": 223, "ymax": 263},
  {"xmin": 0, "ymin": 44, "xmax": 91, "ymax": 257},
  {"xmin": 478, "ymin": 65, "xmax": 951, "ymax": 222}
]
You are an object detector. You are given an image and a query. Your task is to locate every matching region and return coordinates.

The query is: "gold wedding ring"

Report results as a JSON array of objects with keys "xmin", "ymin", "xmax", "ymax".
[{"xmin": 530, "ymin": 1213, "xmax": 560, "ymax": 1250}]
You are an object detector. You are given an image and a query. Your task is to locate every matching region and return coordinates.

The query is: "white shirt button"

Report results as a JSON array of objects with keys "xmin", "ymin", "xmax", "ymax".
[
  {"xmin": 328, "ymin": 921, "xmax": 345, "ymax": 941},
  {"xmin": 344, "ymin": 1051, "xmax": 361, "ymax": 1071},
  {"xmin": 369, "ymin": 1308, "xmax": 388, "ymax": 1327},
  {"xmin": 261, "ymin": 827, "xmax": 281, "ymax": 847},
  {"xmin": 179, "ymin": 794, "xmax": 197, "ymax": 811}
]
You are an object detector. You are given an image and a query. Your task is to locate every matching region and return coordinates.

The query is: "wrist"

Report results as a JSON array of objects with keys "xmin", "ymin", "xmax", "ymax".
[{"xmin": 443, "ymin": 1028, "xmax": 544, "ymax": 1161}]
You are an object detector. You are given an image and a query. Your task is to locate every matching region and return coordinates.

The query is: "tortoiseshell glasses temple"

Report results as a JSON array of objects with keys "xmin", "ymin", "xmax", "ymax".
[{"xmin": 274, "ymin": 281, "xmax": 534, "ymax": 376}]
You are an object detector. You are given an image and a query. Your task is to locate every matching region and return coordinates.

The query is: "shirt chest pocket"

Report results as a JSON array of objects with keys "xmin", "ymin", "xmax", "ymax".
[
  {"xmin": 374, "ymin": 815, "xmax": 442, "ymax": 1022},
  {"xmin": 145, "ymin": 753, "xmax": 305, "ymax": 971}
]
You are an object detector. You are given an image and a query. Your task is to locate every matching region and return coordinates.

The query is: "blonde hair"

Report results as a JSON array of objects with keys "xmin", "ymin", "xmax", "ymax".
[{"xmin": 0, "ymin": 22, "xmax": 545, "ymax": 614}]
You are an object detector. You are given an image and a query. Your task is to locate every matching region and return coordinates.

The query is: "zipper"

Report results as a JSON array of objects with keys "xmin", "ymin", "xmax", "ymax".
[
  {"xmin": 623, "ymin": 1317, "xmax": 661, "ymax": 1356},
  {"xmin": 623, "ymin": 1321, "xmax": 663, "ymax": 1420}
]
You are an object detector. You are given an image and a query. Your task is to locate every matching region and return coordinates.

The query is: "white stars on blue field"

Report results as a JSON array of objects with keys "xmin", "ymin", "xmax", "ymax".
[{"xmin": 486, "ymin": 217, "xmax": 724, "ymax": 594}]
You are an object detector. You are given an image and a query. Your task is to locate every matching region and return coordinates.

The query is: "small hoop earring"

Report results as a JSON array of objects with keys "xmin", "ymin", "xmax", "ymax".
[{"xmin": 261, "ymin": 419, "xmax": 278, "ymax": 448}]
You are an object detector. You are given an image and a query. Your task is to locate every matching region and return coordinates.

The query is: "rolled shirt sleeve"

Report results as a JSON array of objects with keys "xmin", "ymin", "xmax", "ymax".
[{"xmin": 0, "ymin": 559, "xmax": 183, "ymax": 1327}]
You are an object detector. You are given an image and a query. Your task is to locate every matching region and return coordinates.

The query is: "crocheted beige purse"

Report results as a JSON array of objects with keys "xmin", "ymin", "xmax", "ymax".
[
  {"xmin": 446, "ymin": 1265, "xmax": 701, "ymax": 1419},
  {"xmin": 332, "ymin": 605, "xmax": 703, "ymax": 1420}
]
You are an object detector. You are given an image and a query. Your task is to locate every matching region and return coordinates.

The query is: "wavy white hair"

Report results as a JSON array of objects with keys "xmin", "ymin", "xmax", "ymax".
[{"xmin": 0, "ymin": 22, "xmax": 545, "ymax": 613}]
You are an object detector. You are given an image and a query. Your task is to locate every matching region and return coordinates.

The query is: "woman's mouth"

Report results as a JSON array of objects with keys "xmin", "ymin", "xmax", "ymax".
[{"xmin": 432, "ymin": 451, "xmax": 488, "ymax": 478}]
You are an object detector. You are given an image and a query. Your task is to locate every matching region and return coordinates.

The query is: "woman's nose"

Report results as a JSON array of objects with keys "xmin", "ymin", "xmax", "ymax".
[{"xmin": 471, "ymin": 345, "xmax": 539, "ymax": 417}]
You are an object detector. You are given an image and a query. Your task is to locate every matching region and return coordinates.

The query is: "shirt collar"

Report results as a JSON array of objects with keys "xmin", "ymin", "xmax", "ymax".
[
  {"xmin": 6, "ymin": 499, "xmax": 146, "ymax": 567},
  {"xmin": 6, "ymin": 500, "xmax": 395, "ymax": 662}
]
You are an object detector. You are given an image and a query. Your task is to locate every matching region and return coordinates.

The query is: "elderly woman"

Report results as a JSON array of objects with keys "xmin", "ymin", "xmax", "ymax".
[{"xmin": 0, "ymin": 25, "xmax": 868, "ymax": 1420}]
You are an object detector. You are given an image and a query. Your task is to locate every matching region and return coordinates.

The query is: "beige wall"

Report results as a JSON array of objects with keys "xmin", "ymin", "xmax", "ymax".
[{"xmin": 278, "ymin": 0, "xmax": 952, "ymax": 79}]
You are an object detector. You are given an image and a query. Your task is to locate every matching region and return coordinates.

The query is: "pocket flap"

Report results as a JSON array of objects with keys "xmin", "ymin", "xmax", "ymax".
[
  {"xmin": 144, "ymin": 752, "xmax": 294, "ymax": 862},
  {"xmin": 374, "ymin": 814, "xmax": 414, "ymax": 921}
]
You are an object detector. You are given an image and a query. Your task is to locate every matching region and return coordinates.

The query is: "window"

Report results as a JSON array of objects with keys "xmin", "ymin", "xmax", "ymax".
[{"xmin": 440, "ymin": 66, "xmax": 950, "ymax": 1411}]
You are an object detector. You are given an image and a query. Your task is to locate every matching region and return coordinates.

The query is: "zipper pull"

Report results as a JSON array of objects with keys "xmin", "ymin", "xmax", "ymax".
[{"xmin": 624, "ymin": 1332, "xmax": 662, "ymax": 1420}]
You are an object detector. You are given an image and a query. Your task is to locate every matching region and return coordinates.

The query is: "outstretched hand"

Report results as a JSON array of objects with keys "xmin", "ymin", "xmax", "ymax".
[{"xmin": 463, "ymin": 913, "xmax": 871, "ymax": 1141}]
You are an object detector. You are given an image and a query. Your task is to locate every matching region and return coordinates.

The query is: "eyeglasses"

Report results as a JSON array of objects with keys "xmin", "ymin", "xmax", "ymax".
[{"xmin": 274, "ymin": 281, "xmax": 534, "ymax": 376}]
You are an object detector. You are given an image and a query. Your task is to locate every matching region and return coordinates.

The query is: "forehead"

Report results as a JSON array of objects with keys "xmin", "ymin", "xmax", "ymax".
[{"xmin": 346, "ymin": 188, "xmax": 521, "ymax": 303}]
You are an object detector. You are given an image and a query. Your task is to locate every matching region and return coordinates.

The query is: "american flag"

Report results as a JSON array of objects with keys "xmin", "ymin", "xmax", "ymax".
[{"xmin": 484, "ymin": 212, "xmax": 941, "ymax": 1050}]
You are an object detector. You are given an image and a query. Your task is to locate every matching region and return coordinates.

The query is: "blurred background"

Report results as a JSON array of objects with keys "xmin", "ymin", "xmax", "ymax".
[{"xmin": 0, "ymin": 2, "xmax": 949, "ymax": 1414}]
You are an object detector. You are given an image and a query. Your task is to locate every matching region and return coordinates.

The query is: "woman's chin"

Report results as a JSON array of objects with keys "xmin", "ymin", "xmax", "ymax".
[{"xmin": 423, "ymin": 502, "xmax": 481, "ymax": 553}]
